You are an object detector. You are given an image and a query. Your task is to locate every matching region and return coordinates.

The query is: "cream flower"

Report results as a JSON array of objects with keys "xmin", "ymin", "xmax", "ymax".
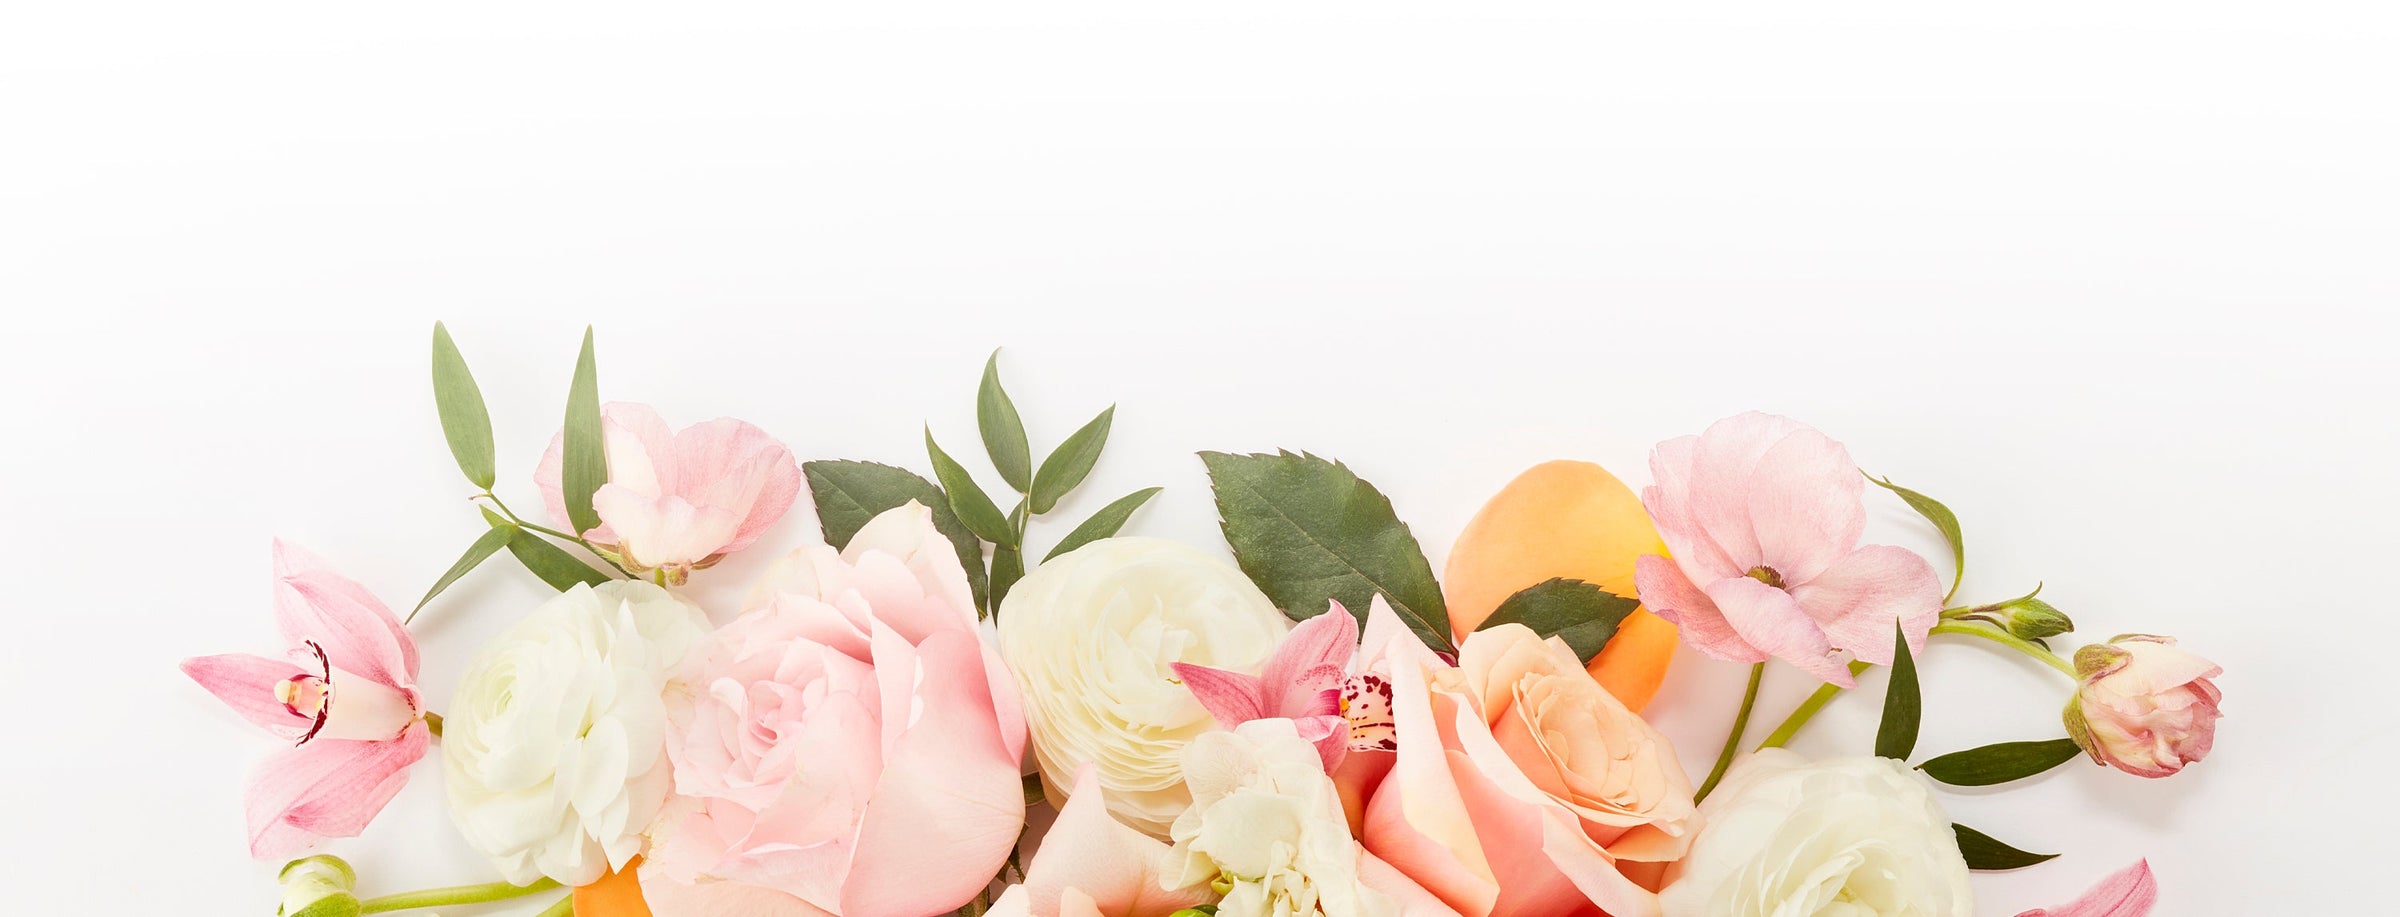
[
  {"xmin": 1171, "ymin": 719, "xmax": 1393, "ymax": 917},
  {"xmin": 998, "ymin": 537, "xmax": 1289, "ymax": 835},
  {"xmin": 442, "ymin": 580, "xmax": 711, "ymax": 886},
  {"xmin": 1660, "ymin": 750, "xmax": 1971, "ymax": 917}
]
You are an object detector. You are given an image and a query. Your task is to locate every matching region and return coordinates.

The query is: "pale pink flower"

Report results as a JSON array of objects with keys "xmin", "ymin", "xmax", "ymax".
[
  {"xmin": 643, "ymin": 502, "xmax": 1027, "ymax": 917},
  {"xmin": 987, "ymin": 764, "xmax": 1217, "ymax": 917},
  {"xmin": 535, "ymin": 401, "xmax": 801, "ymax": 582},
  {"xmin": 2016, "ymin": 860, "xmax": 2158, "ymax": 916},
  {"xmin": 2067, "ymin": 636, "xmax": 2222, "ymax": 778},
  {"xmin": 1633, "ymin": 412, "xmax": 1944, "ymax": 687},
  {"xmin": 1171, "ymin": 598, "xmax": 1405, "ymax": 772},
  {"xmin": 180, "ymin": 541, "xmax": 428, "ymax": 858}
]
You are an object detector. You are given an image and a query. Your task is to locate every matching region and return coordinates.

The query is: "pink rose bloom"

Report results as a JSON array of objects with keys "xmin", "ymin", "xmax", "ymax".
[
  {"xmin": 645, "ymin": 502, "xmax": 1027, "ymax": 917},
  {"xmin": 987, "ymin": 765, "xmax": 1217, "ymax": 917},
  {"xmin": 2016, "ymin": 860, "xmax": 2157, "ymax": 916},
  {"xmin": 536, "ymin": 401, "xmax": 802, "ymax": 583},
  {"xmin": 180, "ymin": 541, "xmax": 429, "ymax": 858},
  {"xmin": 1634, "ymin": 412, "xmax": 1944, "ymax": 687},
  {"xmin": 2066, "ymin": 636, "xmax": 2222, "ymax": 778}
]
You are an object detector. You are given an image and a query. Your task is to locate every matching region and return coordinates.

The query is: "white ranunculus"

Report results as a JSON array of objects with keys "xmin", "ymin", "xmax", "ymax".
[
  {"xmin": 1660, "ymin": 749, "xmax": 1972, "ymax": 917},
  {"xmin": 1170, "ymin": 719, "xmax": 1394, "ymax": 917},
  {"xmin": 998, "ymin": 537, "xmax": 1288, "ymax": 835},
  {"xmin": 443, "ymin": 580, "xmax": 711, "ymax": 886}
]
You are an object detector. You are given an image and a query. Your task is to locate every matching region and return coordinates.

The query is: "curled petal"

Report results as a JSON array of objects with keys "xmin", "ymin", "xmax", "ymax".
[{"xmin": 272, "ymin": 540, "xmax": 416, "ymax": 688}]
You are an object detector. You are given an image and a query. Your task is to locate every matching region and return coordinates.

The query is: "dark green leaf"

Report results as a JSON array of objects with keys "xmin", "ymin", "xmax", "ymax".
[
  {"xmin": 1045, "ymin": 486, "xmax": 1163, "ymax": 562},
  {"xmin": 977, "ymin": 350, "xmax": 1032, "ymax": 493},
  {"xmin": 1918, "ymin": 738, "xmax": 2084, "ymax": 787},
  {"xmin": 505, "ymin": 527, "xmax": 612, "ymax": 591},
  {"xmin": 561, "ymin": 327, "xmax": 607, "ymax": 536},
  {"xmin": 411, "ymin": 524, "xmax": 515, "ymax": 617},
  {"xmin": 1869, "ymin": 474, "xmax": 1965, "ymax": 602},
  {"xmin": 1952, "ymin": 823, "xmax": 2059, "ymax": 871},
  {"xmin": 1201, "ymin": 450, "xmax": 1453, "ymax": 655},
  {"xmin": 1478, "ymin": 578, "xmax": 1639, "ymax": 665},
  {"xmin": 1876, "ymin": 623, "xmax": 1921, "ymax": 760},
  {"xmin": 927, "ymin": 428, "xmax": 1015, "ymax": 545},
  {"xmin": 990, "ymin": 544, "xmax": 1025, "ymax": 616},
  {"xmin": 1030, "ymin": 405, "xmax": 1115, "ymax": 515},
  {"xmin": 803, "ymin": 460, "xmax": 992, "ymax": 613},
  {"xmin": 430, "ymin": 322, "xmax": 496, "ymax": 489}
]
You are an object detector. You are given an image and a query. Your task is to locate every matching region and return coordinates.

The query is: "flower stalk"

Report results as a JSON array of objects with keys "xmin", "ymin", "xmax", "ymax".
[
  {"xmin": 357, "ymin": 878, "xmax": 560, "ymax": 913},
  {"xmin": 1931, "ymin": 619, "xmax": 2077, "ymax": 677},
  {"xmin": 1695, "ymin": 662, "xmax": 1765, "ymax": 801}
]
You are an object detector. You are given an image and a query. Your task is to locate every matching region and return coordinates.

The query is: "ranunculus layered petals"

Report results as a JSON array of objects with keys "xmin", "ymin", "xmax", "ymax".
[
  {"xmin": 844, "ymin": 629, "xmax": 1028, "ymax": 917},
  {"xmin": 1660, "ymin": 750, "xmax": 1970, "ymax": 917},
  {"xmin": 1633, "ymin": 555, "xmax": 1765, "ymax": 665},
  {"xmin": 1025, "ymin": 766, "xmax": 1214, "ymax": 917},
  {"xmin": 245, "ymin": 723, "xmax": 430, "ymax": 859},
  {"xmin": 272, "ymin": 540, "xmax": 417, "ymax": 689},
  {"xmin": 2015, "ymin": 860, "xmax": 2157, "ymax": 917},
  {"xmin": 182, "ymin": 653, "xmax": 313, "ymax": 737},
  {"xmin": 1702, "ymin": 577, "xmax": 1852, "ymax": 687},
  {"xmin": 1786, "ymin": 545, "xmax": 1943, "ymax": 665}
]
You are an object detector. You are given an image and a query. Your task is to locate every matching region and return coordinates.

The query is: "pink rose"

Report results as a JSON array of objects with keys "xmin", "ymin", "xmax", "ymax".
[
  {"xmin": 645, "ymin": 502, "xmax": 1027, "ymax": 917},
  {"xmin": 535, "ymin": 401, "xmax": 801, "ymax": 583},
  {"xmin": 2066, "ymin": 636, "xmax": 2222, "ymax": 778},
  {"xmin": 1634, "ymin": 412, "xmax": 1944, "ymax": 687}
]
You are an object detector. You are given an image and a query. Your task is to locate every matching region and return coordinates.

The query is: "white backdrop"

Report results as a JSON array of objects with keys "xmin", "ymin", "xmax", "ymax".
[{"xmin": 3, "ymin": 3, "xmax": 2394, "ymax": 914}]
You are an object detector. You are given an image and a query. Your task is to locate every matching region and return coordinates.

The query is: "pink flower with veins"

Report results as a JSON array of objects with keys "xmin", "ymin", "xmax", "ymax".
[
  {"xmin": 2016, "ymin": 860, "xmax": 2158, "ymax": 916},
  {"xmin": 534, "ymin": 401, "xmax": 802, "ymax": 583},
  {"xmin": 180, "ymin": 541, "xmax": 429, "ymax": 859},
  {"xmin": 1633, "ymin": 412, "xmax": 1944, "ymax": 687},
  {"xmin": 1171, "ymin": 597, "xmax": 1406, "ymax": 772}
]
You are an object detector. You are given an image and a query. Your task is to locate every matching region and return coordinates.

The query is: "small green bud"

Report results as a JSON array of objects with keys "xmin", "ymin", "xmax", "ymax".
[
  {"xmin": 278, "ymin": 855, "xmax": 361, "ymax": 917},
  {"xmin": 1995, "ymin": 597, "xmax": 2073, "ymax": 641}
]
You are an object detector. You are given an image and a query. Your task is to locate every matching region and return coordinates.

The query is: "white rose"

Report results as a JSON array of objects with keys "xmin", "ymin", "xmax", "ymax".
[
  {"xmin": 998, "ymin": 537, "xmax": 1288, "ymax": 835},
  {"xmin": 1660, "ymin": 749, "xmax": 1972, "ymax": 917},
  {"xmin": 1171, "ymin": 719, "xmax": 1394, "ymax": 917},
  {"xmin": 443, "ymin": 580, "xmax": 711, "ymax": 886}
]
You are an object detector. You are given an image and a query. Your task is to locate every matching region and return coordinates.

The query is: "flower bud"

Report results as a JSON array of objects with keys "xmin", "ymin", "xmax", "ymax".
[
  {"xmin": 277, "ymin": 855, "xmax": 361, "ymax": 917},
  {"xmin": 2063, "ymin": 635, "xmax": 2222, "ymax": 778},
  {"xmin": 1994, "ymin": 597, "xmax": 2074, "ymax": 641}
]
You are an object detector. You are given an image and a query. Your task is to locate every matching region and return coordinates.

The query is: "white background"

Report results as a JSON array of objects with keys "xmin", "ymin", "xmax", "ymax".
[{"xmin": 3, "ymin": 3, "xmax": 2393, "ymax": 914}]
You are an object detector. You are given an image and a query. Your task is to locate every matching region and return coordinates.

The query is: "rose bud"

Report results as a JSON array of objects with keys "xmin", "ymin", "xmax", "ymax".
[
  {"xmin": 277, "ymin": 855, "xmax": 361, "ymax": 917},
  {"xmin": 2064, "ymin": 635, "xmax": 2223, "ymax": 778}
]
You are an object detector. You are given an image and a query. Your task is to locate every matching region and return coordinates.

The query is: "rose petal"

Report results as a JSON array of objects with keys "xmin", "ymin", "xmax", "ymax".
[
  {"xmin": 843, "ymin": 629, "xmax": 1027, "ymax": 917},
  {"xmin": 1026, "ymin": 765, "xmax": 1214, "ymax": 917}
]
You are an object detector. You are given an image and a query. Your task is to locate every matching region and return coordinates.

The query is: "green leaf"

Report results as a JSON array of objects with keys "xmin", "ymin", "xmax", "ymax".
[
  {"xmin": 1030, "ymin": 405, "xmax": 1115, "ymax": 515},
  {"xmin": 430, "ymin": 322, "xmax": 496, "ymax": 489},
  {"xmin": 1918, "ymin": 738, "xmax": 2084, "ymax": 787},
  {"xmin": 1478, "ymin": 578, "xmax": 1639, "ymax": 665},
  {"xmin": 1875, "ymin": 623, "xmax": 1921, "ymax": 760},
  {"xmin": 990, "ymin": 544, "xmax": 1025, "ymax": 615},
  {"xmin": 803, "ymin": 460, "xmax": 991, "ymax": 613},
  {"xmin": 411, "ymin": 524, "xmax": 515, "ymax": 617},
  {"xmin": 504, "ymin": 527, "xmax": 612, "ymax": 591},
  {"xmin": 1952, "ymin": 823, "xmax": 2059, "ymax": 871},
  {"xmin": 1045, "ymin": 486, "xmax": 1163, "ymax": 562},
  {"xmin": 1868, "ymin": 473, "xmax": 1965, "ymax": 602},
  {"xmin": 927, "ymin": 427, "xmax": 1015, "ymax": 546},
  {"xmin": 978, "ymin": 350, "xmax": 1032, "ymax": 493},
  {"xmin": 561, "ymin": 327, "xmax": 607, "ymax": 536},
  {"xmin": 1201, "ymin": 450, "xmax": 1453, "ymax": 655}
]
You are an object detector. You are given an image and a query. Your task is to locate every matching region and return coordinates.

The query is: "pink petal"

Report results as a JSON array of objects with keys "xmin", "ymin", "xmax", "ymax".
[
  {"xmin": 1361, "ymin": 850, "xmax": 1467, "ymax": 917},
  {"xmin": 533, "ymin": 401, "xmax": 673, "ymax": 541},
  {"xmin": 1633, "ymin": 554, "xmax": 1765, "ymax": 665},
  {"xmin": 671, "ymin": 417, "xmax": 803, "ymax": 552},
  {"xmin": 641, "ymin": 864, "xmax": 840, "ymax": 917},
  {"xmin": 843, "ymin": 629, "xmax": 1026, "ymax": 917},
  {"xmin": 1741, "ymin": 428, "xmax": 1865, "ymax": 585},
  {"xmin": 595, "ymin": 486, "xmax": 747, "ymax": 568},
  {"xmin": 2016, "ymin": 860, "xmax": 2157, "ymax": 917},
  {"xmin": 1293, "ymin": 713, "xmax": 1352, "ymax": 772},
  {"xmin": 1264, "ymin": 606, "xmax": 1359, "ymax": 716},
  {"xmin": 1363, "ymin": 648, "xmax": 1500, "ymax": 917},
  {"xmin": 1643, "ymin": 435, "xmax": 1741, "ymax": 583},
  {"xmin": 243, "ymin": 723, "xmax": 428, "ymax": 859},
  {"xmin": 1027, "ymin": 765, "xmax": 1214, "ymax": 917},
  {"xmin": 1702, "ymin": 576, "xmax": 1853, "ymax": 687},
  {"xmin": 1787, "ymin": 544, "xmax": 1942, "ymax": 664},
  {"xmin": 182, "ymin": 653, "xmax": 312, "ymax": 737},
  {"xmin": 1171, "ymin": 662, "xmax": 1268, "ymax": 729},
  {"xmin": 272, "ymin": 540, "xmax": 416, "ymax": 688},
  {"xmin": 1683, "ymin": 412, "xmax": 1813, "ymax": 574}
]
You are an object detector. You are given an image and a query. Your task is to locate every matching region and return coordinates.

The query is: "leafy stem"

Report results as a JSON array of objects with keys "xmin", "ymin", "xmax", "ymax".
[
  {"xmin": 358, "ymin": 878, "xmax": 560, "ymax": 913},
  {"xmin": 475, "ymin": 492, "xmax": 632, "ymax": 577},
  {"xmin": 1695, "ymin": 662, "xmax": 1765, "ymax": 802}
]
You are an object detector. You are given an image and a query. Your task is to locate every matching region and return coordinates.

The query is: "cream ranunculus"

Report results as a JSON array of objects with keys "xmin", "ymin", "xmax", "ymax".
[
  {"xmin": 998, "ymin": 537, "xmax": 1289, "ymax": 835},
  {"xmin": 443, "ymin": 580, "xmax": 711, "ymax": 886},
  {"xmin": 1171, "ymin": 719, "xmax": 1396, "ymax": 917},
  {"xmin": 1659, "ymin": 749, "xmax": 1971, "ymax": 917}
]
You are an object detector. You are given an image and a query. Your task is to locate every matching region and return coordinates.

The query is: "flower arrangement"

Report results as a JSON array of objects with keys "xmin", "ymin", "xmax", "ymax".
[{"xmin": 188, "ymin": 325, "xmax": 2212, "ymax": 917}]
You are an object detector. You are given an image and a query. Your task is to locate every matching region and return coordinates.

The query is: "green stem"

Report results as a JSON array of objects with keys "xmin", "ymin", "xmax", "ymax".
[
  {"xmin": 477, "ymin": 492, "xmax": 634, "ymax": 577},
  {"xmin": 533, "ymin": 892, "xmax": 576, "ymax": 917},
  {"xmin": 1932, "ymin": 620, "xmax": 2078, "ymax": 677},
  {"xmin": 1694, "ymin": 663, "xmax": 1765, "ymax": 802},
  {"xmin": 357, "ymin": 878, "xmax": 560, "ymax": 913},
  {"xmin": 1756, "ymin": 661, "xmax": 1873, "ymax": 750}
]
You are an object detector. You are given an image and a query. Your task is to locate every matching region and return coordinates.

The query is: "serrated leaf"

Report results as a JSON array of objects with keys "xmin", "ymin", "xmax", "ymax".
[
  {"xmin": 1869, "ymin": 473, "xmax": 1964, "ymax": 602},
  {"xmin": 927, "ymin": 428, "xmax": 1015, "ymax": 545},
  {"xmin": 561, "ymin": 327, "xmax": 607, "ymax": 536},
  {"xmin": 1478, "ymin": 578, "xmax": 1639, "ymax": 665},
  {"xmin": 1045, "ymin": 486, "xmax": 1163, "ymax": 562},
  {"xmin": 411, "ymin": 524, "xmax": 515, "ymax": 618},
  {"xmin": 1030, "ymin": 405, "xmax": 1114, "ymax": 515},
  {"xmin": 1918, "ymin": 738, "xmax": 2084, "ymax": 787},
  {"xmin": 1201, "ymin": 450, "xmax": 1453, "ymax": 655},
  {"xmin": 990, "ymin": 544, "xmax": 1025, "ymax": 616},
  {"xmin": 505, "ymin": 528, "xmax": 612, "ymax": 591},
  {"xmin": 803, "ymin": 460, "xmax": 992, "ymax": 613},
  {"xmin": 1952, "ymin": 823, "xmax": 2059, "ymax": 871},
  {"xmin": 1876, "ymin": 623, "xmax": 1921, "ymax": 760},
  {"xmin": 977, "ymin": 350, "xmax": 1032, "ymax": 493},
  {"xmin": 430, "ymin": 322, "xmax": 496, "ymax": 489}
]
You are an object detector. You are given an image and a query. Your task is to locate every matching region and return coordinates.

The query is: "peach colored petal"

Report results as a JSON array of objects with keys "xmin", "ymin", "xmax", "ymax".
[{"xmin": 1026, "ymin": 766, "xmax": 1214, "ymax": 917}]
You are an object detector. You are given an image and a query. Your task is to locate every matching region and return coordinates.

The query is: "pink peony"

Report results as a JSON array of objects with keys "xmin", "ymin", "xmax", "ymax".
[
  {"xmin": 535, "ymin": 401, "xmax": 801, "ymax": 583},
  {"xmin": 180, "ymin": 541, "xmax": 429, "ymax": 858},
  {"xmin": 2067, "ymin": 636, "xmax": 2222, "ymax": 778},
  {"xmin": 1633, "ymin": 412, "xmax": 1944, "ymax": 687},
  {"xmin": 2016, "ymin": 860, "xmax": 2158, "ymax": 916},
  {"xmin": 645, "ymin": 502, "xmax": 1027, "ymax": 917}
]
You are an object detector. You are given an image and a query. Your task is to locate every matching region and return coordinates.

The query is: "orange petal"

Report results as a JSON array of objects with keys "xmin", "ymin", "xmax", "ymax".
[{"xmin": 575, "ymin": 858, "xmax": 653, "ymax": 917}]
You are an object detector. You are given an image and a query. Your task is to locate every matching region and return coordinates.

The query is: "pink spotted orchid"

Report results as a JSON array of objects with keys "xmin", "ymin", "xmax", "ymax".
[
  {"xmin": 1633, "ymin": 412, "xmax": 1945, "ymax": 687},
  {"xmin": 180, "ymin": 541, "xmax": 429, "ymax": 859},
  {"xmin": 534, "ymin": 401, "xmax": 802, "ymax": 584},
  {"xmin": 2016, "ymin": 860, "xmax": 2158, "ymax": 916},
  {"xmin": 1171, "ymin": 597, "xmax": 1406, "ymax": 772}
]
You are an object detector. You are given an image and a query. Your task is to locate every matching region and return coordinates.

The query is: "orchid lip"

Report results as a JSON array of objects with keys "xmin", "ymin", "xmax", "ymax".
[{"xmin": 279, "ymin": 640, "xmax": 335, "ymax": 746}]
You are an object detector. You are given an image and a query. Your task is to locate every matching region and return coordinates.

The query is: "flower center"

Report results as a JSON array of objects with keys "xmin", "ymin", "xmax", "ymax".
[{"xmin": 1745, "ymin": 566, "xmax": 1786, "ymax": 589}]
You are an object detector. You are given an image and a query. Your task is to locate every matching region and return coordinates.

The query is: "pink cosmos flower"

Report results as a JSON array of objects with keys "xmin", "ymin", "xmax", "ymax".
[
  {"xmin": 1171, "ymin": 598, "xmax": 1404, "ymax": 772},
  {"xmin": 2067, "ymin": 636, "xmax": 2222, "ymax": 778},
  {"xmin": 180, "ymin": 541, "xmax": 429, "ymax": 859},
  {"xmin": 1633, "ymin": 412, "xmax": 1944, "ymax": 687},
  {"xmin": 2016, "ymin": 860, "xmax": 2158, "ymax": 916},
  {"xmin": 535, "ymin": 402, "xmax": 802, "ymax": 583}
]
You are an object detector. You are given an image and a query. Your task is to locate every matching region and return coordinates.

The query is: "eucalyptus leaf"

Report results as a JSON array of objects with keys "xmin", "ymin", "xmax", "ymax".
[
  {"xmin": 1030, "ymin": 405, "xmax": 1115, "ymax": 515},
  {"xmin": 505, "ymin": 527, "xmax": 612, "ymax": 591},
  {"xmin": 561, "ymin": 327, "xmax": 607, "ymax": 536},
  {"xmin": 1952, "ymin": 823, "xmax": 2059, "ymax": 871},
  {"xmin": 927, "ymin": 428, "xmax": 1015, "ymax": 546},
  {"xmin": 430, "ymin": 322, "xmax": 496, "ymax": 489},
  {"xmin": 1918, "ymin": 738, "xmax": 2084, "ymax": 787},
  {"xmin": 411, "ymin": 523, "xmax": 515, "ymax": 617},
  {"xmin": 990, "ymin": 544, "xmax": 1025, "ymax": 616},
  {"xmin": 1478, "ymin": 578, "xmax": 1639, "ymax": 665},
  {"xmin": 1869, "ymin": 473, "xmax": 1965, "ymax": 602},
  {"xmin": 803, "ymin": 459, "xmax": 991, "ymax": 613},
  {"xmin": 1875, "ymin": 623, "xmax": 1921, "ymax": 760},
  {"xmin": 1201, "ymin": 450, "xmax": 1452, "ymax": 654},
  {"xmin": 977, "ymin": 350, "xmax": 1032, "ymax": 493},
  {"xmin": 1045, "ymin": 486, "xmax": 1163, "ymax": 562}
]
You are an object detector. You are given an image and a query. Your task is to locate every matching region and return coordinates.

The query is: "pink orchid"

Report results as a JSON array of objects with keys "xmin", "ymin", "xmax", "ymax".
[
  {"xmin": 2016, "ymin": 860, "xmax": 2158, "ymax": 916},
  {"xmin": 1171, "ymin": 597, "xmax": 1405, "ymax": 772},
  {"xmin": 180, "ymin": 541, "xmax": 429, "ymax": 859},
  {"xmin": 535, "ymin": 401, "xmax": 802, "ymax": 583},
  {"xmin": 1633, "ymin": 412, "xmax": 1944, "ymax": 687}
]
